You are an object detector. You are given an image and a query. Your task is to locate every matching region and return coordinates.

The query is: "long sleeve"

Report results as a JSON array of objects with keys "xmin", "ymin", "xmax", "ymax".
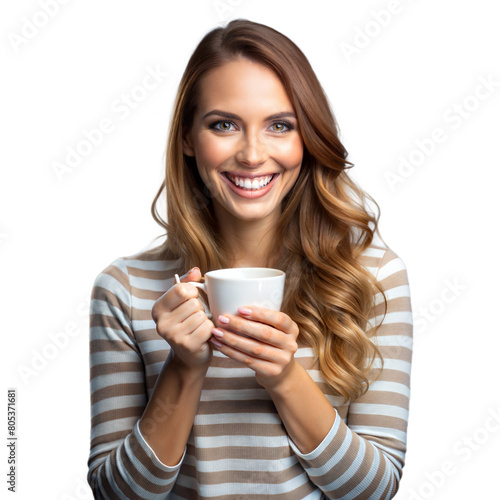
[
  {"xmin": 289, "ymin": 248, "xmax": 413, "ymax": 499},
  {"xmin": 87, "ymin": 258, "xmax": 183, "ymax": 499}
]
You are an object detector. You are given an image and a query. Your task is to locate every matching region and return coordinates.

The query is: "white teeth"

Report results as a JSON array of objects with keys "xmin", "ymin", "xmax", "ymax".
[{"xmin": 226, "ymin": 174, "xmax": 274, "ymax": 190}]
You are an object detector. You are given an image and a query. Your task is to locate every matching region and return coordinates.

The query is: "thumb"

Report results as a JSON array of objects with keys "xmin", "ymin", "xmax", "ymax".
[{"xmin": 179, "ymin": 267, "xmax": 202, "ymax": 283}]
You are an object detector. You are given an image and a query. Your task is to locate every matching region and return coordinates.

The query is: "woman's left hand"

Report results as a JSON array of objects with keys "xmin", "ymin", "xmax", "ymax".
[{"xmin": 209, "ymin": 306, "xmax": 299, "ymax": 389}]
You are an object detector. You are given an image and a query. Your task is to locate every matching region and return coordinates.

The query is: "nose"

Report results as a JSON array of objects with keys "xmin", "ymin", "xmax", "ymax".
[{"xmin": 235, "ymin": 132, "xmax": 267, "ymax": 168}]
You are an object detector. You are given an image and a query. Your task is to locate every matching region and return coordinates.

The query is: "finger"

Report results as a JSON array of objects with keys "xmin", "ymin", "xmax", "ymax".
[
  {"xmin": 210, "ymin": 337, "xmax": 277, "ymax": 370},
  {"xmin": 179, "ymin": 267, "xmax": 202, "ymax": 283},
  {"xmin": 218, "ymin": 315, "xmax": 279, "ymax": 347},
  {"xmin": 217, "ymin": 314, "xmax": 291, "ymax": 349},
  {"xmin": 155, "ymin": 281, "xmax": 201, "ymax": 315},
  {"xmin": 189, "ymin": 317, "xmax": 215, "ymax": 344},
  {"xmin": 236, "ymin": 306, "xmax": 299, "ymax": 339},
  {"xmin": 211, "ymin": 326, "xmax": 283, "ymax": 362},
  {"xmin": 172, "ymin": 298, "xmax": 206, "ymax": 324},
  {"xmin": 170, "ymin": 267, "xmax": 206, "ymax": 310},
  {"xmin": 179, "ymin": 307, "xmax": 210, "ymax": 334}
]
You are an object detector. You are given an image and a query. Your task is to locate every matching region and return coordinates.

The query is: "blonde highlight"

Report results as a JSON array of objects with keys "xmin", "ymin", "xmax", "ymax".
[{"xmin": 150, "ymin": 19, "xmax": 387, "ymax": 403}]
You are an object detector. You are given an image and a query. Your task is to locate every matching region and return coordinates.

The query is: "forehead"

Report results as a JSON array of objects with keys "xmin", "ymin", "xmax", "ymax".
[{"xmin": 196, "ymin": 58, "xmax": 294, "ymax": 114}]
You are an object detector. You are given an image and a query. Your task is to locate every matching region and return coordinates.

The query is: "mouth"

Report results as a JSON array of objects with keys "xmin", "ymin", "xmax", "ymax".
[{"xmin": 223, "ymin": 172, "xmax": 277, "ymax": 191}]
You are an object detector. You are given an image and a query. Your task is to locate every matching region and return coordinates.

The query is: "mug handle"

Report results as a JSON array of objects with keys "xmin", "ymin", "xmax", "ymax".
[{"xmin": 188, "ymin": 281, "xmax": 212, "ymax": 318}]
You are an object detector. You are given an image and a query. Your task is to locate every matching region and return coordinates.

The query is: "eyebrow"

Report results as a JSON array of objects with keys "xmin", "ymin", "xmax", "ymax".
[{"xmin": 201, "ymin": 110, "xmax": 297, "ymax": 121}]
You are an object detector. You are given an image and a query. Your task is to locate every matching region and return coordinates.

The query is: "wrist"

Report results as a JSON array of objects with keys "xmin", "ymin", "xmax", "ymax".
[
  {"xmin": 168, "ymin": 351, "xmax": 210, "ymax": 381},
  {"xmin": 259, "ymin": 359, "xmax": 303, "ymax": 395}
]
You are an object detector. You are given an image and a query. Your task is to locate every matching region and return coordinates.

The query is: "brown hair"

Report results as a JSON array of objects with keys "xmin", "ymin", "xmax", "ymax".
[{"xmin": 150, "ymin": 19, "xmax": 386, "ymax": 403}]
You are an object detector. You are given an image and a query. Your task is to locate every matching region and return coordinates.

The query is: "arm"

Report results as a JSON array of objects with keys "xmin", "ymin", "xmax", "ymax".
[
  {"xmin": 138, "ymin": 268, "xmax": 215, "ymax": 466},
  {"xmin": 137, "ymin": 356, "xmax": 208, "ymax": 466},
  {"xmin": 287, "ymin": 249, "xmax": 413, "ymax": 499},
  {"xmin": 210, "ymin": 248, "xmax": 412, "ymax": 499},
  {"xmin": 87, "ymin": 259, "xmax": 182, "ymax": 499},
  {"xmin": 87, "ymin": 263, "xmax": 212, "ymax": 499}
]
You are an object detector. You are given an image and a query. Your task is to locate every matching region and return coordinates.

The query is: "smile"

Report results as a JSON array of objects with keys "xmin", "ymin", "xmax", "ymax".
[
  {"xmin": 221, "ymin": 171, "xmax": 279, "ymax": 199},
  {"xmin": 224, "ymin": 172, "xmax": 275, "ymax": 190}
]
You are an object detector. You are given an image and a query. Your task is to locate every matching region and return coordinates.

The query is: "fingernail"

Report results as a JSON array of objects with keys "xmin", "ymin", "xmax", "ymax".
[
  {"xmin": 218, "ymin": 315, "xmax": 229, "ymax": 325},
  {"xmin": 210, "ymin": 338, "xmax": 222, "ymax": 348},
  {"xmin": 238, "ymin": 307, "xmax": 252, "ymax": 315},
  {"xmin": 212, "ymin": 328, "xmax": 224, "ymax": 338}
]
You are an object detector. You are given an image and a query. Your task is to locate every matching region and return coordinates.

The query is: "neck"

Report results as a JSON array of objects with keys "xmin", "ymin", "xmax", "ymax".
[{"xmin": 214, "ymin": 206, "xmax": 280, "ymax": 268}]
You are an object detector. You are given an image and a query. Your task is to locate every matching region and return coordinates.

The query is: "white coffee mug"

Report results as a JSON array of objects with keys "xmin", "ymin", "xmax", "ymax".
[{"xmin": 189, "ymin": 268, "xmax": 285, "ymax": 326}]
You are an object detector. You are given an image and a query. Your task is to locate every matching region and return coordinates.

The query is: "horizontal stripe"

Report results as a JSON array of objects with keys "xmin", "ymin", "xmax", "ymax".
[
  {"xmin": 129, "ymin": 275, "xmax": 171, "ymax": 292},
  {"xmin": 131, "ymin": 296, "xmax": 158, "ymax": 311},
  {"xmin": 199, "ymin": 388, "xmax": 271, "ymax": 402},
  {"xmin": 362, "ymin": 247, "xmax": 388, "ymax": 259},
  {"xmin": 368, "ymin": 311, "xmax": 413, "ymax": 329},
  {"xmin": 191, "ymin": 434, "xmax": 290, "ymax": 449},
  {"xmin": 348, "ymin": 425, "xmax": 408, "ymax": 444},
  {"xmin": 374, "ymin": 335, "xmax": 413, "ymax": 348},
  {"xmin": 348, "ymin": 403, "xmax": 409, "ymax": 420},
  {"xmin": 182, "ymin": 455, "xmax": 299, "ymax": 473},
  {"xmin": 371, "ymin": 357, "xmax": 411, "ymax": 374},
  {"xmin": 135, "ymin": 338, "xmax": 170, "ymax": 354},
  {"xmin": 374, "ymin": 284, "xmax": 411, "ymax": 306},
  {"xmin": 194, "ymin": 412, "xmax": 282, "ymax": 425},
  {"xmin": 207, "ymin": 366, "xmax": 258, "ymax": 378},
  {"xmin": 91, "ymin": 394, "xmax": 146, "ymax": 416},
  {"xmin": 91, "ymin": 371, "xmax": 146, "ymax": 391},
  {"xmin": 377, "ymin": 257, "xmax": 407, "ymax": 281},
  {"xmin": 122, "ymin": 257, "xmax": 181, "ymax": 271},
  {"xmin": 132, "ymin": 319, "xmax": 158, "ymax": 331},
  {"xmin": 364, "ymin": 380, "xmax": 410, "ymax": 398},
  {"xmin": 91, "ymin": 299, "xmax": 131, "ymax": 327},
  {"xmin": 295, "ymin": 347, "xmax": 315, "ymax": 357}
]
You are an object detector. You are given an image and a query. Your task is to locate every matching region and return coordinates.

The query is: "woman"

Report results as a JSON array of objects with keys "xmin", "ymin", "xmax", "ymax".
[{"xmin": 87, "ymin": 19, "xmax": 413, "ymax": 499}]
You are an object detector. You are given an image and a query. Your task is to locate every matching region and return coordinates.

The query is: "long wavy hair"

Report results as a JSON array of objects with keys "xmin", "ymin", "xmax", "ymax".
[{"xmin": 150, "ymin": 19, "xmax": 387, "ymax": 403}]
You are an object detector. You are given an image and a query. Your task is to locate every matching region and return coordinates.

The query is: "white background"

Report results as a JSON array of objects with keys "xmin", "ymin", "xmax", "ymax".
[{"xmin": 1, "ymin": 1, "xmax": 499, "ymax": 498}]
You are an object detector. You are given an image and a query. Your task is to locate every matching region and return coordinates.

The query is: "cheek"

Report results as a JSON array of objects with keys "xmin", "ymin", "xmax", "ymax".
[
  {"xmin": 276, "ymin": 136, "xmax": 303, "ymax": 170},
  {"xmin": 196, "ymin": 135, "xmax": 233, "ymax": 170}
]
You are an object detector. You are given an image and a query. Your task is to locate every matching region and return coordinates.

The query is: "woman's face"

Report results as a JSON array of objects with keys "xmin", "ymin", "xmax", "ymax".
[{"xmin": 183, "ymin": 58, "xmax": 303, "ymax": 225}]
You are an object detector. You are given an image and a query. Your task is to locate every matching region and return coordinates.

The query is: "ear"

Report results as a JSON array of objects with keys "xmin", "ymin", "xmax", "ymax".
[{"xmin": 182, "ymin": 126, "xmax": 195, "ymax": 157}]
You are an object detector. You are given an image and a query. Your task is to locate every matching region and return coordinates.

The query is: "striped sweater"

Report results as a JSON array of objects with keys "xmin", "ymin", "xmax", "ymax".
[{"xmin": 87, "ymin": 244, "xmax": 413, "ymax": 499}]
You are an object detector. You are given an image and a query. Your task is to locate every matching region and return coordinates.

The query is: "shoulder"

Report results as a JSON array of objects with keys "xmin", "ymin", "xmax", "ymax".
[
  {"xmin": 92, "ymin": 244, "xmax": 183, "ymax": 298},
  {"xmin": 359, "ymin": 242, "xmax": 410, "ymax": 288}
]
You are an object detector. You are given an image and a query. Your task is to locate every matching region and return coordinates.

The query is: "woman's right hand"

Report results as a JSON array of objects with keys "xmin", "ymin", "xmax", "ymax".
[{"xmin": 152, "ymin": 267, "xmax": 214, "ymax": 368}]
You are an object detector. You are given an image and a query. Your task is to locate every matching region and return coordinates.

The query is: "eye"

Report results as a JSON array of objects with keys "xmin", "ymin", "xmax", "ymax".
[
  {"xmin": 209, "ymin": 120, "xmax": 237, "ymax": 132},
  {"xmin": 269, "ymin": 121, "xmax": 294, "ymax": 133}
]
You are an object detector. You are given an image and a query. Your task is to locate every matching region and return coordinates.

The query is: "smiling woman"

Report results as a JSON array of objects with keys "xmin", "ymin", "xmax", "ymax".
[{"xmin": 87, "ymin": 19, "xmax": 413, "ymax": 500}]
